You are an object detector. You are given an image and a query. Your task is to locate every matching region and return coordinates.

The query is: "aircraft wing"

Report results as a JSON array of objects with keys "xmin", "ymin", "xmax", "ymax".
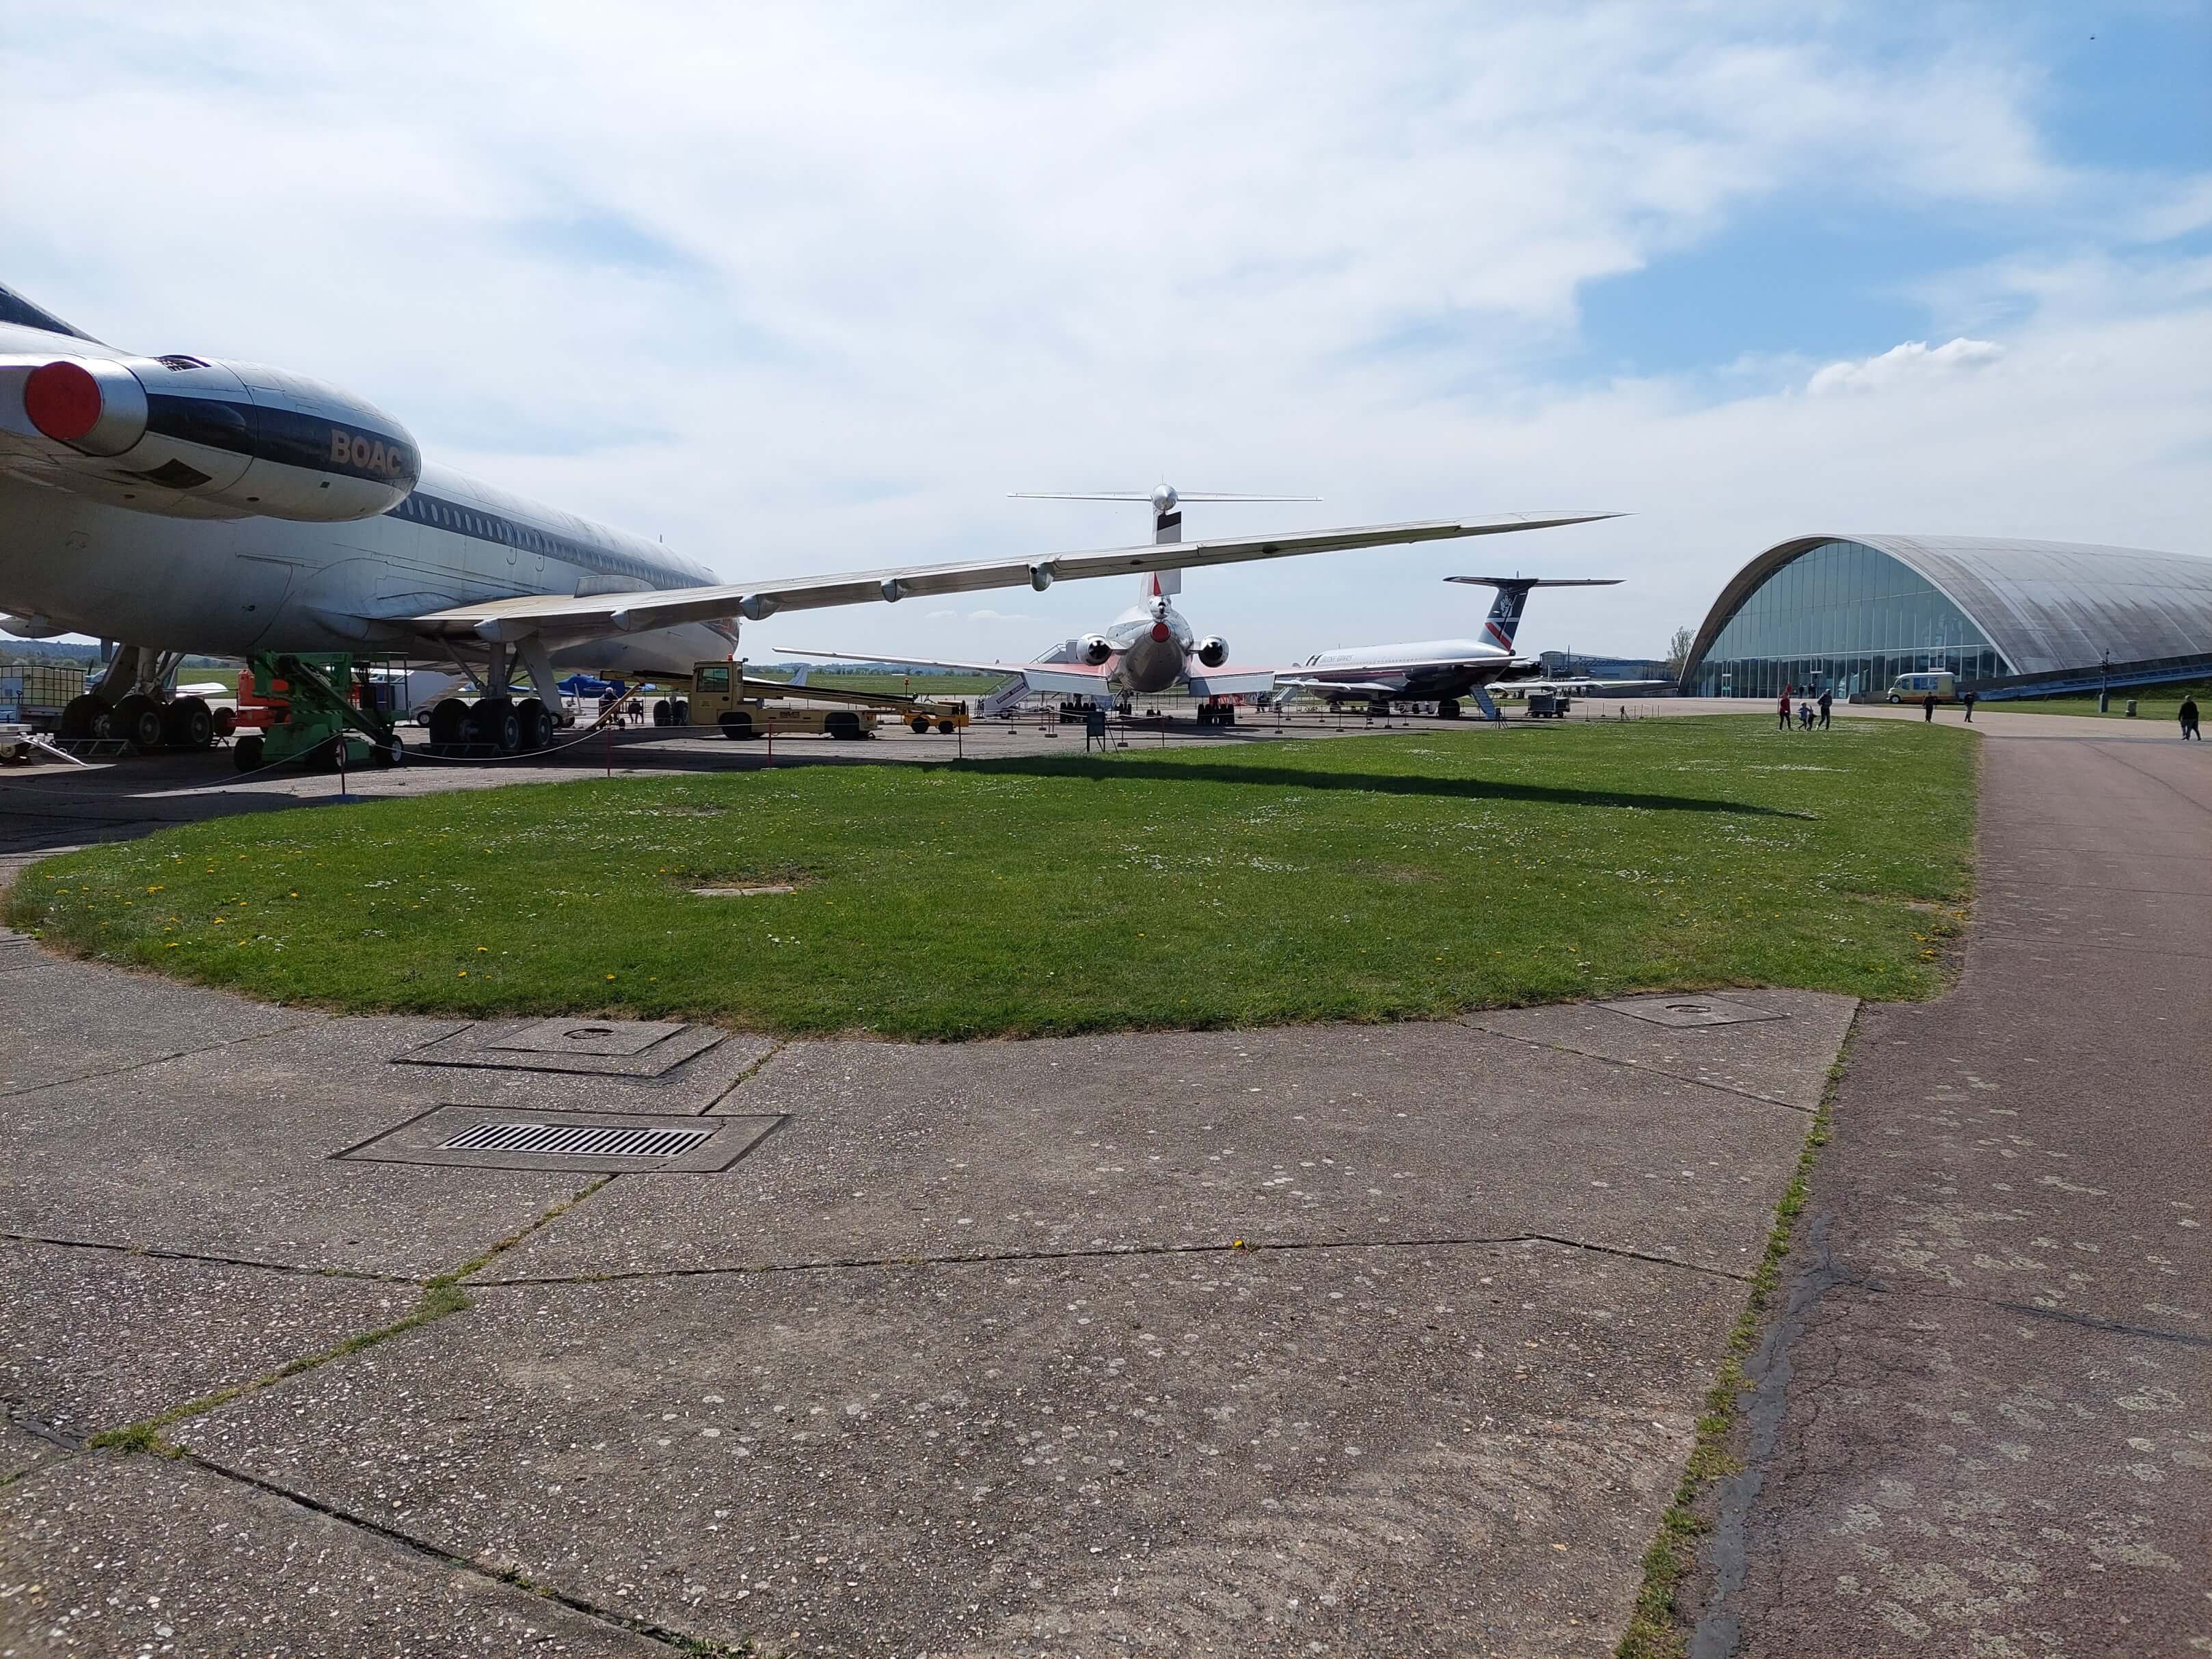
[
  {"xmin": 397, "ymin": 512, "xmax": 1621, "ymax": 644},
  {"xmin": 779, "ymin": 647, "xmax": 1114, "ymax": 698},
  {"xmin": 1273, "ymin": 674, "xmax": 1404, "ymax": 699},
  {"xmin": 1182, "ymin": 665, "xmax": 1278, "ymax": 698}
]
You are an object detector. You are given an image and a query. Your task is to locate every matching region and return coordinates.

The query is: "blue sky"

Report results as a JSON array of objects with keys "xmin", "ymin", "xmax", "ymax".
[{"xmin": 3, "ymin": 1, "xmax": 2207, "ymax": 660}]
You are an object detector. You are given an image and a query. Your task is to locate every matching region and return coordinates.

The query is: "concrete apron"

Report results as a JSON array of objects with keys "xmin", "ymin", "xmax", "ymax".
[{"xmin": 1, "ymin": 932, "xmax": 1852, "ymax": 1655}]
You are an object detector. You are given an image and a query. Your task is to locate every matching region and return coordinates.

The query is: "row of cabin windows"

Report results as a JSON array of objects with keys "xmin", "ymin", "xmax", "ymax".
[{"xmin": 395, "ymin": 491, "xmax": 669, "ymax": 585}]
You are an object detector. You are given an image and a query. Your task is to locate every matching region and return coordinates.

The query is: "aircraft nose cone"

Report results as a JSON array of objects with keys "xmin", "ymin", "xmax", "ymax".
[{"xmin": 1151, "ymin": 621, "xmax": 1172, "ymax": 643}]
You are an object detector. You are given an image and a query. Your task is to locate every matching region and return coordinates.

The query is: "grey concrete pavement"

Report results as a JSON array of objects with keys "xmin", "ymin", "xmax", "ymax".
[
  {"xmin": 1, "ymin": 1456, "xmax": 665, "ymax": 1657},
  {"xmin": 1696, "ymin": 729, "xmax": 2211, "ymax": 1657},
  {"xmin": 0, "ymin": 925, "xmax": 1852, "ymax": 1653}
]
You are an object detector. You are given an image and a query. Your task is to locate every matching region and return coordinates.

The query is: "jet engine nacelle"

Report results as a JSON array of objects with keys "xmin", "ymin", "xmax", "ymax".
[
  {"xmin": 1077, "ymin": 633, "xmax": 1115, "ymax": 666},
  {"xmin": 6, "ymin": 352, "xmax": 420, "ymax": 523},
  {"xmin": 1196, "ymin": 635, "xmax": 1230, "ymax": 668}
]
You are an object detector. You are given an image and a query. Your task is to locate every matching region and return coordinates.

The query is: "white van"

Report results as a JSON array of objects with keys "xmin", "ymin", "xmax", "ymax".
[{"xmin": 1887, "ymin": 671, "xmax": 1958, "ymax": 703}]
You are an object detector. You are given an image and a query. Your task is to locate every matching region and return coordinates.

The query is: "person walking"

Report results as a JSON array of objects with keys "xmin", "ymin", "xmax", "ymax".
[
  {"xmin": 1779, "ymin": 687, "xmax": 1793, "ymax": 731},
  {"xmin": 1818, "ymin": 688, "xmax": 1833, "ymax": 729},
  {"xmin": 1962, "ymin": 688, "xmax": 1978, "ymax": 723},
  {"xmin": 1922, "ymin": 691, "xmax": 1937, "ymax": 723},
  {"xmin": 1800, "ymin": 699, "xmax": 1816, "ymax": 731},
  {"xmin": 2182, "ymin": 695, "xmax": 2201, "ymax": 740}
]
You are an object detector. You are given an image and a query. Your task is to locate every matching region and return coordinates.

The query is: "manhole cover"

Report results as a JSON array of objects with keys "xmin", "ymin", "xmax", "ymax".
[
  {"xmin": 396, "ymin": 1020, "xmax": 724, "ymax": 1077},
  {"xmin": 439, "ymin": 1121, "xmax": 714, "ymax": 1159},
  {"xmin": 335, "ymin": 1106, "xmax": 781, "ymax": 1173},
  {"xmin": 1597, "ymin": 995, "xmax": 1788, "ymax": 1029},
  {"xmin": 487, "ymin": 1018, "xmax": 688, "ymax": 1057}
]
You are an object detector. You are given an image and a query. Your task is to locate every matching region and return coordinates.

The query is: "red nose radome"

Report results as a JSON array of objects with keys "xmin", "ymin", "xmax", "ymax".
[
  {"xmin": 1150, "ymin": 621, "xmax": 1172, "ymax": 643},
  {"xmin": 23, "ymin": 361, "xmax": 103, "ymax": 443}
]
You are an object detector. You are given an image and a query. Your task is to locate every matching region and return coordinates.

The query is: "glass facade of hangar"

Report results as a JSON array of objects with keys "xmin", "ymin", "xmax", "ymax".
[{"xmin": 1692, "ymin": 539, "xmax": 2010, "ymax": 700}]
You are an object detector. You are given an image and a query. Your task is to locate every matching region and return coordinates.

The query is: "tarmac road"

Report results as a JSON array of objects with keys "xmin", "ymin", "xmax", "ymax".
[{"xmin": 1689, "ymin": 724, "xmax": 2211, "ymax": 1656}]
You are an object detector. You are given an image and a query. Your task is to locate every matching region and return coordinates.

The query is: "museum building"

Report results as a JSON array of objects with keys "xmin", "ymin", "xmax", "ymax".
[{"xmin": 1680, "ymin": 535, "xmax": 2212, "ymax": 701}]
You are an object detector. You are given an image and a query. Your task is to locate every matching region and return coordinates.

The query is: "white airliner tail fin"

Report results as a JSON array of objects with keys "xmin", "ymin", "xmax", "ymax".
[{"xmin": 1444, "ymin": 576, "xmax": 1623, "ymax": 652}]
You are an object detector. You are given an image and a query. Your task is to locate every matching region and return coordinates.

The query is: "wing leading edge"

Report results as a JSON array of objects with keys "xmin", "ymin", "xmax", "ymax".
[{"xmin": 400, "ymin": 512, "xmax": 1622, "ymax": 644}]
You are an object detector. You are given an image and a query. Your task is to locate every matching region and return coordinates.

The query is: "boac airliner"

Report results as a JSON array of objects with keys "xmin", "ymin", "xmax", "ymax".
[{"xmin": 0, "ymin": 282, "xmax": 1616, "ymax": 754}]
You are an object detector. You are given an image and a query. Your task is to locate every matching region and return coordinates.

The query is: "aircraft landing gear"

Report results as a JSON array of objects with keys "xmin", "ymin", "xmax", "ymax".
[
  {"xmin": 1436, "ymin": 697, "xmax": 1461, "ymax": 720},
  {"xmin": 162, "ymin": 696, "xmax": 215, "ymax": 749},
  {"xmin": 470, "ymin": 695, "xmax": 523, "ymax": 754},
  {"xmin": 113, "ymin": 693, "xmax": 166, "ymax": 753},
  {"xmin": 58, "ymin": 694, "xmax": 111, "ymax": 741},
  {"xmin": 428, "ymin": 697, "xmax": 469, "ymax": 746},
  {"xmin": 515, "ymin": 697, "xmax": 554, "ymax": 751}
]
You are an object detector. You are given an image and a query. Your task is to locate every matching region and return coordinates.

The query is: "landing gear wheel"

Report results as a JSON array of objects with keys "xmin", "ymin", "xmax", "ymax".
[
  {"xmin": 211, "ymin": 706, "xmax": 237, "ymax": 739},
  {"xmin": 471, "ymin": 696, "xmax": 522, "ymax": 754},
  {"xmin": 1437, "ymin": 698, "xmax": 1461, "ymax": 720},
  {"xmin": 116, "ymin": 694, "xmax": 165, "ymax": 753},
  {"xmin": 428, "ymin": 697, "xmax": 469, "ymax": 746},
  {"xmin": 59, "ymin": 694, "xmax": 111, "ymax": 741},
  {"xmin": 669, "ymin": 697, "xmax": 690, "ymax": 727},
  {"xmin": 233, "ymin": 734, "xmax": 265, "ymax": 772},
  {"xmin": 651, "ymin": 699, "xmax": 672, "ymax": 727},
  {"xmin": 515, "ymin": 698, "xmax": 554, "ymax": 751},
  {"xmin": 162, "ymin": 697, "xmax": 215, "ymax": 751}
]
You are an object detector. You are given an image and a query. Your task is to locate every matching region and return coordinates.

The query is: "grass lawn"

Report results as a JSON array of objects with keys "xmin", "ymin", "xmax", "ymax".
[
  {"xmin": 1995, "ymin": 684, "xmax": 2205, "ymax": 720},
  {"xmin": 5, "ymin": 717, "xmax": 1975, "ymax": 1040}
]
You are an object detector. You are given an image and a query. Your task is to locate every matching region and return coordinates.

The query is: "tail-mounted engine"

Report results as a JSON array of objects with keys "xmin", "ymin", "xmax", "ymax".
[
  {"xmin": 5, "ymin": 352, "xmax": 420, "ymax": 522},
  {"xmin": 1196, "ymin": 636, "xmax": 1230, "ymax": 668},
  {"xmin": 1077, "ymin": 633, "xmax": 1115, "ymax": 666}
]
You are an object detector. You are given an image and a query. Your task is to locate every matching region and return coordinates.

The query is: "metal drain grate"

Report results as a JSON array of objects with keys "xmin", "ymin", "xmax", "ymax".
[{"xmin": 438, "ymin": 1121, "xmax": 714, "ymax": 1159}]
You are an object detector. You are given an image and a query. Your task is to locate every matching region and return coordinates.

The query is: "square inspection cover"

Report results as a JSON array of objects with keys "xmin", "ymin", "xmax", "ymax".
[
  {"xmin": 395, "ymin": 1019, "xmax": 724, "ymax": 1077},
  {"xmin": 333, "ymin": 1105, "xmax": 783, "ymax": 1174},
  {"xmin": 1597, "ymin": 993, "xmax": 1788, "ymax": 1029}
]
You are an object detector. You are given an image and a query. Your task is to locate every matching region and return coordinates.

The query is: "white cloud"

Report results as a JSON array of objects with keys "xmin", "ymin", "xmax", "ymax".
[
  {"xmin": 1806, "ymin": 338, "xmax": 2006, "ymax": 395},
  {"xmin": 1, "ymin": 3, "xmax": 2204, "ymax": 661}
]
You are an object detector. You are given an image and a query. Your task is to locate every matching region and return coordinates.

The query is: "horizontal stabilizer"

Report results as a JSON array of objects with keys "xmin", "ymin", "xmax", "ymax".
[{"xmin": 1444, "ymin": 577, "xmax": 1624, "ymax": 589}]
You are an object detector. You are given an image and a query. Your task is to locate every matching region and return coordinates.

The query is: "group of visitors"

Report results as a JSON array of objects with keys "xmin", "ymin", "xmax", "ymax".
[{"xmin": 1777, "ymin": 686, "xmax": 1833, "ymax": 731}]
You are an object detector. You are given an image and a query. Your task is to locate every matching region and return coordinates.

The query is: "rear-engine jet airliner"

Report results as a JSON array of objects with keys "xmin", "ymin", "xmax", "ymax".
[
  {"xmin": 0, "ymin": 286, "xmax": 1617, "ymax": 753},
  {"xmin": 782, "ymin": 485, "xmax": 1323, "ymax": 719},
  {"xmin": 1273, "ymin": 576, "xmax": 1623, "ymax": 718}
]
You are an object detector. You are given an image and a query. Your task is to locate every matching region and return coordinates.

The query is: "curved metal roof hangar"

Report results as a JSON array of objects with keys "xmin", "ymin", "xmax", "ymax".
[{"xmin": 1683, "ymin": 535, "xmax": 2212, "ymax": 682}]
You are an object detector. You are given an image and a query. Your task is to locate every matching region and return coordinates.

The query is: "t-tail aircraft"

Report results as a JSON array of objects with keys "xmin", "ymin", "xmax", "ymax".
[
  {"xmin": 788, "ymin": 483, "xmax": 1373, "ymax": 721},
  {"xmin": 0, "ymin": 287, "xmax": 1616, "ymax": 755},
  {"xmin": 1271, "ymin": 576, "xmax": 1623, "ymax": 718}
]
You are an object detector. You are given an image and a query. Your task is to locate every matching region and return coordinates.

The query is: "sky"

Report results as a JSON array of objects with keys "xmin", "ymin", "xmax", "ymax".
[{"xmin": 4, "ymin": 1, "xmax": 2208, "ymax": 663}]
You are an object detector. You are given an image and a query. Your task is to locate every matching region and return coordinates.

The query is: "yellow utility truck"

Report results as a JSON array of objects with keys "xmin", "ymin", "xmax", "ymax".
[
  {"xmin": 684, "ymin": 660, "xmax": 968, "ymax": 740},
  {"xmin": 686, "ymin": 662, "xmax": 878, "ymax": 741}
]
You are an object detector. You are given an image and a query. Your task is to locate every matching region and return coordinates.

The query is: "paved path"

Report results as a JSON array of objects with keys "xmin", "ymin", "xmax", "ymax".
[
  {"xmin": 1696, "ymin": 727, "xmax": 2211, "ymax": 1656},
  {"xmin": 0, "ymin": 930, "xmax": 1850, "ymax": 1655}
]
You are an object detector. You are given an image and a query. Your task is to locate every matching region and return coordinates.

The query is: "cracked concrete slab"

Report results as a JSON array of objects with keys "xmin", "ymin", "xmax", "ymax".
[
  {"xmin": 183, "ymin": 1239, "xmax": 1739, "ymax": 1657},
  {"xmin": 1471, "ymin": 987, "xmax": 1854, "ymax": 1109},
  {"xmin": 0, "ymin": 959, "xmax": 315, "ymax": 1095},
  {"xmin": 0, "ymin": 1240, "xmax": 408, "ymax": 1442},
  {"xmin": 0, "ymin": 1455, "xmax": 665, "ymax": 1656},
  {"xmin": 0, "ymin": 1017, "xmax": 606, "ymax": 1276},
  {"xmin": 0, "ymin": 1417, "xmax": 69, "ymax": 1485},
  {"xmin": 481, "ymin": 1021, "xmax": 1825, "ymax": 1284}
]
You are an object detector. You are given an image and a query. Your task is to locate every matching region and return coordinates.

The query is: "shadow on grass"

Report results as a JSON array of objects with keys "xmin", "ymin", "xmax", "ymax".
[{"xmin": 954, "ymin": 754, "xmax": 1812, "ymax": 818}]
